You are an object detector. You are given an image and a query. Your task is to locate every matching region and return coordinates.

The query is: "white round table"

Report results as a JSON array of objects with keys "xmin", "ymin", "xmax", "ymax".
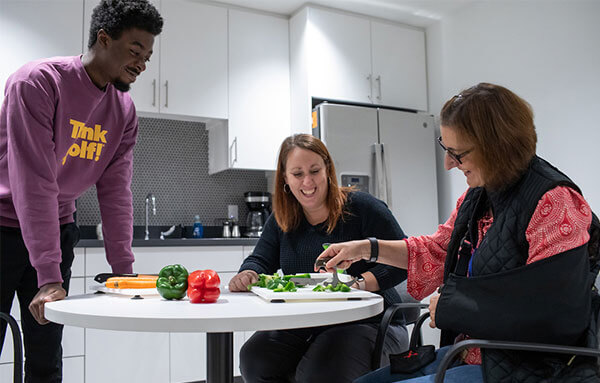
[{"xmin": 45, "ymin": 289, "xmax": 383, "ymax": 383}]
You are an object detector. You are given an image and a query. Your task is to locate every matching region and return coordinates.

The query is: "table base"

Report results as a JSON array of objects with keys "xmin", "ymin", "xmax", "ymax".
[{"xmin": 207, "ymin": 332, "xmax": 233, "ymax": 383}]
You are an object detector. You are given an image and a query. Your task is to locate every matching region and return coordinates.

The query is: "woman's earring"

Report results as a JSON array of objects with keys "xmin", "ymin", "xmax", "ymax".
[
  {"xmin": 283, "ymin": 184, "xmax": 290, "ymax": 193},
  {"xmin": 328, "ymin": 176, "xmax": 332, "ymax": 184}
]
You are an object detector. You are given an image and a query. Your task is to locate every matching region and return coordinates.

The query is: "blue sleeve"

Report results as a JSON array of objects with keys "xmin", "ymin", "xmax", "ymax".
[{"xmin": 238, "ymin": 214, "xmax": 281, "ymax": 274}]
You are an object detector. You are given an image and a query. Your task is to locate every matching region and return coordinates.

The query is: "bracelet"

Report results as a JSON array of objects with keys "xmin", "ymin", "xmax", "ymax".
[{"xmin": 368, "ymin": 237, "xmax": 379, "ymax": 263}]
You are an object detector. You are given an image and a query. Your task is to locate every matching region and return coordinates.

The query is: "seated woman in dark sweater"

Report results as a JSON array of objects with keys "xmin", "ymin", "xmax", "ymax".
[{"xmin": 228, "ymin": 133, "xmax": 410, "ymax": 383}]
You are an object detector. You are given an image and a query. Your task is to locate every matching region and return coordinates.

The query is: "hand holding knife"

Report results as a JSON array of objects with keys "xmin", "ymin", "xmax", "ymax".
[{"xmin": 313, "ymin": 243, "xmax": 359, "ymax": 288}]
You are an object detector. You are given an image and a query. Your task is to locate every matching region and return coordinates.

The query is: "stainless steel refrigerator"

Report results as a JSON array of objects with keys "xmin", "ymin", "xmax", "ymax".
[{"xmin": 312, "ymin": 102, "xmax": 438, "ymax": 236}]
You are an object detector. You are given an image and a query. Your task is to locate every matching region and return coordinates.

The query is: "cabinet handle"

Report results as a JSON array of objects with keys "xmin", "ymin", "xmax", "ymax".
[
  {"xmin": 164, "ymin": 80, "xmax": 169, "ymax": 108},
  {"xmin": 376, "ymin": 75, "xmax": 382, "ymax": 101},
  {"xmin": 229, "ymin": 137, "xmax": 238, "ymax": 167},
  {"xmin": 367, "ymin": 74, "xmax": 372, "ymax": 101},
  {"xmin": 152, "ymin": 79, "xmax": 156, "ymax": 107}
]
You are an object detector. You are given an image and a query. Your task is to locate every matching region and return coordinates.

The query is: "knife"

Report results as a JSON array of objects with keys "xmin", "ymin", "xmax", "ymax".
[
  {"xmin": 94, "ymin": 273, "xmax": 159, "ymax": 283},
  {"xmin": 289, "ymin": 277, "xmax": 326, "ymax": 286}
]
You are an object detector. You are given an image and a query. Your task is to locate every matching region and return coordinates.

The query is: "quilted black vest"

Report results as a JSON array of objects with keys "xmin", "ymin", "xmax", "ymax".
[
  {"xmin": 436, "ymin": 156, "xmax": 598, "ymax": 382},
  {"xmin": 444, "ymin": 156, "xmax": 581, "ymax": 280}
]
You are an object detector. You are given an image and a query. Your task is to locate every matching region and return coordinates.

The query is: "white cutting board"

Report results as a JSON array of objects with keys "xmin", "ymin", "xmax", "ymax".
[{"xmin": 250, "ymin": 286, "xmax": 377, "ymax": 302}]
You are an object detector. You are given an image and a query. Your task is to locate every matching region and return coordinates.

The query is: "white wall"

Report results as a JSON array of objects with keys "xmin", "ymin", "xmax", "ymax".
[{"xmin": 427, "ymin": 1, "xmax": 600, "ymax": 221}]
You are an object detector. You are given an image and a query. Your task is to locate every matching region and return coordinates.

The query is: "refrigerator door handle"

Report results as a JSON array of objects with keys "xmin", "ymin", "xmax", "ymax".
[
  {"xmin": 381, "ymin": 142, "xmax": 393, "ymax": 209},
  {"xmin": 372, "ymin": 143, "xmax": 392, "ymax": 208}
]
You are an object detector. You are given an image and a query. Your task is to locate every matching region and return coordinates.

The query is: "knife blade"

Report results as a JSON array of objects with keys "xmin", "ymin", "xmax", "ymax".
[
  {"xmin": 289, "ymin": 277, "xmax": 326, "ymax": 286},
  {"xmin": 94, "ymin": 273, "xmax": 159, "ymax": 283}
]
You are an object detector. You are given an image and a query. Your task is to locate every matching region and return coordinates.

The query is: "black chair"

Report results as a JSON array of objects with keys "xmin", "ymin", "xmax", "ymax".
[
  {"xmin": 371, "ymin": 280, "xmax": 430, "ymax": 370},
  {"xmin": 373, "ymin": 294, "xmax": 600, "ymax": 382},
  {"xmin": 371, "ymin": 302, "xmax": 429, "ymax": 370},
  {"xmin": 431, "ymin": 272, "xmax": 600, "ymax": 382},
  {"xmin": 0, "ymin": 312, "xmax": 23, "ymax": 383}
]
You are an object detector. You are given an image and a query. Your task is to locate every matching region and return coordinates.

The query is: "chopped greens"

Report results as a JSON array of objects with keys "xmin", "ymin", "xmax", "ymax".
[
  {"xmin": 250, "ymin": 273, "xmax": 352, "ymax": 293},
  {"xmin": 250, "ymin": 273, "xmax": 297, "ymax": 292},
  {"xmin": 312, "ymin": 283, "xmax": 351, "ymax": 292}
]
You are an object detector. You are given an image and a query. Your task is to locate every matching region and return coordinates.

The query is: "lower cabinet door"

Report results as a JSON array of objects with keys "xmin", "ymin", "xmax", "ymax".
[
  {"xmin": 63, "ymin": 277, "xmax": 85, "ymax": 358},
  {"xmin": 85, "ymin": 330, "xmax": 170, "ymax": 383},
  {"xmin": 63, "ymin": 356, "xmax": 84, "ymax": 383},
  {"xmin": 169, "ymin": 331, "xmax": 246, "ymax": 382}
]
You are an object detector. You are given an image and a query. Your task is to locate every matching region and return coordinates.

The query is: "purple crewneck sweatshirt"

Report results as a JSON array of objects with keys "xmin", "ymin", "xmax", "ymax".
[{"xmin": 0, "ymin": 56, "xmax": 137, "ymax": 287}]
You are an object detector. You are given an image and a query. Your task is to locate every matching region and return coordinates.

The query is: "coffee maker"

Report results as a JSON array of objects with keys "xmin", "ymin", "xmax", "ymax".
[{"xmin": 244, "ymin": 191, "xmax": 271, "ymax": 237}]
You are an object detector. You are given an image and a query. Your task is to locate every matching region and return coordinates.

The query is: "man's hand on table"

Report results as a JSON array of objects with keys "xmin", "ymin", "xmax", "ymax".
[
  {"xmin": 228, "ymin": 270, "xmax": 259, "ymax": 292},
  {"xmin": 29, "ymin": 282, "xmax": 66, "ymax": 325}
]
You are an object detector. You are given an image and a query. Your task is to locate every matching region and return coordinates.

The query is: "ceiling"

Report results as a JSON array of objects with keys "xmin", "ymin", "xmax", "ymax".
[{"xmin": 208, "ymin": 0, "xmax": 475, "ymax": 27}]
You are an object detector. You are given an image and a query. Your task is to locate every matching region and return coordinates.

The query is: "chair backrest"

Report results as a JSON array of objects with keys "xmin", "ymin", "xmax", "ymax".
[
  {"xmin": 395, "ymin": 280, "xmax": 421, "ymax": 324},
  {"xmin": 0, "ymin": 312, "xmax": 23, "ymax": 383}
]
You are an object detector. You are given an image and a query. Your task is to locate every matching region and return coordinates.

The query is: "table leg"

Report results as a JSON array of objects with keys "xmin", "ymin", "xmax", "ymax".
[{"xmin": 207, "ymin": 332, "xmax": 233, "ymax": 383}]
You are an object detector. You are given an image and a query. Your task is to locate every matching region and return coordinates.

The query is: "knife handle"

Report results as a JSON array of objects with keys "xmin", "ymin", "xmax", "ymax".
[{"xmin": 94, "ymin": 273, "xmax": 139, "ymax": 283}]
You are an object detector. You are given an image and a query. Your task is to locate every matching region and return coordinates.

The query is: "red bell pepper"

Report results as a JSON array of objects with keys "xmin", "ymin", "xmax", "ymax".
[{"xmin": 187, "ymin": 269, "xmax": 221, "ymax": 303}]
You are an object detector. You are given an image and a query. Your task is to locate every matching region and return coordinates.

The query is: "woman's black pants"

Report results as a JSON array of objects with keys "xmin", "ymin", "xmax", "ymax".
[{"xmin": 239, "ymin": 321, "xmax": 409, "ymax": 383}]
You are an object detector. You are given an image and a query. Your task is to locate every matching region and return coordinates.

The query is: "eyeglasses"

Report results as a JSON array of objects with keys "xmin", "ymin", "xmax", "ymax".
[{"xmin": 437, "ymin": 136, "xmax": 471, "ymax": 165}]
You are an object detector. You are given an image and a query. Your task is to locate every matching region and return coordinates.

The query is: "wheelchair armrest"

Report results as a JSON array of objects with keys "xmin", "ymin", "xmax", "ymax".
[
  {"xmin": 372, "ymin": 302, "xmax": 429, "ymax": 370},
  {"xmin": 433, "ymin": 338, "xmax": 600, "ymax": 383}
]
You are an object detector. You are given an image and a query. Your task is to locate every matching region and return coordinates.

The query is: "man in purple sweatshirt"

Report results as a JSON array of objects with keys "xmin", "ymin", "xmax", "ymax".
[{"xmin": 0, "ymin": 1, "xmax": 162, "ymax": 381}]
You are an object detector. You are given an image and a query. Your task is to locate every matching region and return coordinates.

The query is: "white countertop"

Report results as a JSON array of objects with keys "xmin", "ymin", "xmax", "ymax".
[{"xmin": 45, "ymin": 289, "xmax": 383, "ymax": 333}]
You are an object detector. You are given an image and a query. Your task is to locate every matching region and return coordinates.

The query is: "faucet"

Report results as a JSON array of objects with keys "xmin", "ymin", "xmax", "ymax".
[{"xmin": 145, "ymin": 193, "xmax": 156, "ymax": 240}]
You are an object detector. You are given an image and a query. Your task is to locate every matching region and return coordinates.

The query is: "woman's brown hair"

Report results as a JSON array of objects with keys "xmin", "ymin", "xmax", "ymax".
[
  {"xmin": 440, "ymin": 83, "xmax": 537, "ymax": 191},
  {"xmin": 273, "ymin": 134, "xmax": 351, "ymax": 233}
]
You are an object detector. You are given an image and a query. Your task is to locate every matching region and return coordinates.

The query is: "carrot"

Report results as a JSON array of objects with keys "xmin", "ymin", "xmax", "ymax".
[
  {"xmin": 137, "ymin": 274, "xmax": 159, "ymax": 280},
  {"xmin": 105, "ymin": 279, "xmax": 157, "ymax": 289},
  {"xmin": 105, "ymin": 276, "xmax": 158, "ymax": 283}
]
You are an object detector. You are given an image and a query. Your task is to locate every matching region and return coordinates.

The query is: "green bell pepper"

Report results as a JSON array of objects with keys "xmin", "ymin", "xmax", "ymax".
[{"xmin": 156, "ymin": 264, "xmax": 189, "ymax": 300}]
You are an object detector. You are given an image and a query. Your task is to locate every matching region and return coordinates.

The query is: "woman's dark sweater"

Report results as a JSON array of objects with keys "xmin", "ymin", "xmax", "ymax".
[{"xmin": 239, "ymin": 191, "xmax": 408, "ymax": 318}]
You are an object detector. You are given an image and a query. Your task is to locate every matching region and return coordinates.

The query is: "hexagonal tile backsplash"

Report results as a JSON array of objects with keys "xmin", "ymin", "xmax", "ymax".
[{"xmin": 76, "ymin": 117, "xmax": 268, "ymax": 226}]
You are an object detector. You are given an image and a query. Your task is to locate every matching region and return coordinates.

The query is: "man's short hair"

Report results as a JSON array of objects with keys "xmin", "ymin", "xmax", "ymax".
[{"xmin": 88, "ymin": 0, "xmax": 163, "ymax": 49}]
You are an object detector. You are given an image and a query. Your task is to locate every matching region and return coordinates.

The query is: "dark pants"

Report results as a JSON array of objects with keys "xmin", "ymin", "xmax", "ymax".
[
  {"xmin": 0, "ymin": 223, "xmax": 79, "ymax": 383},
  {"xmin": 239, "ymin": 322, "xmax": 409, "ymax": 383}
]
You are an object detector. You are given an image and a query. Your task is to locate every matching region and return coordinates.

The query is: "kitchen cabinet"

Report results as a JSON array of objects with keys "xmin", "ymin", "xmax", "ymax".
[
  {"xmin": 297, "ymin": 8, "xmax": 372, "ymax": 104},
  {"xmin": 371, "ymin": 21, "xmax": 427, "ymax": 112},
  {"xmin": 290, "ymin": 6, "xmax": 428, "ymax": 134},
  {"xmin": 83, "ymin": 245, "xmax": 247, "ymax": 382},
  {"xmin": 0, "ymin": 0, "xmax": 84, "ymax": 106},
  {"xmin": 83, "ymin": 0, "xmax": 228, "ymax": 119},
  {"xmin": 208, "ymin": 9, "xmax": 290, "ymax": 173}
]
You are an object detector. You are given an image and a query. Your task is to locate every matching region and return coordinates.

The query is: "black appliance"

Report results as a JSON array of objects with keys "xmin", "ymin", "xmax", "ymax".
[{"xmin": 244, "ymin": 191, "xmax": 271, "ymax": 237}]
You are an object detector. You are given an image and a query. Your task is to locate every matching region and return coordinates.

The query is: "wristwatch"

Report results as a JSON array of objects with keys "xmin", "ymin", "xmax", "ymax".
[
  {"xmin": 356, "ymin": 276, "xmax": 366, "ymax": 290},
  {"xmin": 368, "ymin": 237, "xmax": 379, "ymax": 262}
]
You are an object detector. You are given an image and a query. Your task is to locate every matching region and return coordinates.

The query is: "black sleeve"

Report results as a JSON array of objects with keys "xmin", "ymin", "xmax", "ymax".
[
  {"xmin": 348, "ymin": 192, "xmax": 408, "ymax": 291},
  {"xmin": 238, "ymin": 214, "xmax": 281, "ymax": 275},
  {"xmin": 435, "ymin": 247, "xmax": 590, "ymax": 345}
]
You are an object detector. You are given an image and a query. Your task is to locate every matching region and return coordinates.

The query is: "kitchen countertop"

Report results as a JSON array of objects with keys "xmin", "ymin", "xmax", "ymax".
[
  {"xmin": 77, "ymin": 237, "xmax": 259, "ymax": 248},
  {"xmin": 76, "ymin": 225, "xmax": 260, "ymax": 247}
]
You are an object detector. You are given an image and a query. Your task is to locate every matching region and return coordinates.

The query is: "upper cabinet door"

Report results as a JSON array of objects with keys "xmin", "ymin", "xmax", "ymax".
[
  {"xmin": 0, "ymin": 0, "xmax": 83, "ymax": 105},
  {"xmin": 371, "ymin": 21, "xmax": 427, "ymax": 111},
  {"xmin": 228, "ymin": 9, "xmax": 290, "ymax": 170},
  {"xmin": 307, "ymin": 8, "xmax": 371, "ymax": 103},
  {"xmin": 160, "ymin": 0, "xmax": 227, "ymax": 119},
  {"xmin": 83, "ymin": 0, "xmax": 161, "ymax": 114}
]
